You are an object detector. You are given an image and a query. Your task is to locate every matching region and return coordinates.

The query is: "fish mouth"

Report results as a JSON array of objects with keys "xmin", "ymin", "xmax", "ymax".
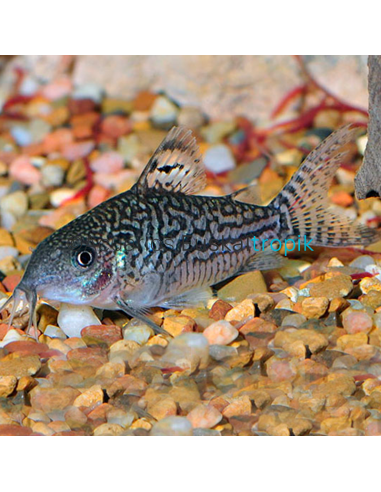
[{"xmin": 0, "ymin": 284, "xmax": 38, "ymax": 338}]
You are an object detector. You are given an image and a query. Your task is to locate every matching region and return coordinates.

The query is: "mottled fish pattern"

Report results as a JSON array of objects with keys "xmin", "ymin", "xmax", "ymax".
[{"xmin": 1, "ymin": 125, "xmax": 379, "ymax": 334}]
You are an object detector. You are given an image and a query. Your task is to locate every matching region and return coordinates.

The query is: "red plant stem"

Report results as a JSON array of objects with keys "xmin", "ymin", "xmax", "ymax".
[
  {"xmin": 293, "ymin": 55, "xmax": 368, "ymax": 117},
  {"xmin": 270, "ymin": 83, "xmax": 307, "ymax": 119}
]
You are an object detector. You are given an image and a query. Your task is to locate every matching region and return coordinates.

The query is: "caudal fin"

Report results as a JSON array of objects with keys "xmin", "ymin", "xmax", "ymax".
[{"xmin": 271, "ymin": 124, "xmax": 381, "ymax": 247}]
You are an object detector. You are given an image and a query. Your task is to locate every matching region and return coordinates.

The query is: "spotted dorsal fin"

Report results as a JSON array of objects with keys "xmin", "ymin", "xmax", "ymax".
[{"xmin": 133, "ymin": 126, "xmax": 206, "ymax": 195}]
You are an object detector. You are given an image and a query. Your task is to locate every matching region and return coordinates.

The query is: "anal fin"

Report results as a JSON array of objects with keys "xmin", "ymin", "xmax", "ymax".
[{"xmin": 159, "ymin": 287, "xmax": 213, "ymax": 310}]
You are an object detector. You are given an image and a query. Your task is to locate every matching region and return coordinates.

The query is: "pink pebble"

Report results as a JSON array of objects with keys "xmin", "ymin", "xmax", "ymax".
[
  {"xmin": 186, "ymin": 404, "xmax": 222, "ymax": 429},
  {"xmin": 62, "ymin": 141, "xmax": 95, "ymax": 161},
  {"xmin": 88, "ymin": 185, "xmax": 110, "ymax": 209},
  {"xmin": 203, "ymin": 320, "xmax": 238, "ymax": 345},
  {"xmin": 41, "ymin": 77, "xmax": 73, "ymax": 101},
  {"xmin": 266, "ymin": 358, "xmax": 296, "ymax": 382},
  {"xmin": 90, "ymin": 152, "xmax": 124, "ymax": 173},
  {"xmin": 93, "ymin": 170, "xmax": 136, "ymax": 190},
  {"xmin": 43, "ymin": 129, "xmax": 73, "ymax": 154},
  {"xmin": 9, "ymin": 155, "xmax": 41, "ymax": 185},
  {"xmin": 343, "ymin": 311, "xmax": 373, "ymax": 335}
]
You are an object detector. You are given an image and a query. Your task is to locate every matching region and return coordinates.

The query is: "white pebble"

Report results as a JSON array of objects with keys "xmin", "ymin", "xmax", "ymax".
[
  {"xmin": 123, "ymin": 320, "xmax": 153, "ymax": 345},
  {"xmin": 0, "ymin": 328, "xmax": 26, "ymax": 348},
  {"xmin": 204, "ymin": 145, "xmax": 236, "ymax": 173},
  {"xmin": 0, "ymin": 246, "xmax": 18, "ymax": 261},
  {"xmin": 50, "ymin": 188, "xmax": 76, "ymax": 208},
  {"xmin": 150, "ymin": 96, "xmax": 179, "ymax": 126},
  {"xmin": 73, "ymin": 83, "xmax": 104, "ymax": 104},
  {"xmin": 44, "ymin": 324, "xmax": 67, "ymax": 339},
  {"xmin": 58, "ymin": 303, "xmax": 101, "ymax": 338},
  {"xmin": 162, "ymin": 332, "xmax": 209, "ymax": 370},
  {"xmin": 42, "ymin": 164, "xmax": 65, "ymax": 187},
  {"xmin": 150, "ymin": 416, "xmax": 193, "ymax": 436}
]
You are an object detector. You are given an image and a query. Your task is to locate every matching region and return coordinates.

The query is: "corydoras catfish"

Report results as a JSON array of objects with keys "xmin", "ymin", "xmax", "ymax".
[{"xmin": 1, "ymin": 125, "xmax": 379, "ymax": 335}]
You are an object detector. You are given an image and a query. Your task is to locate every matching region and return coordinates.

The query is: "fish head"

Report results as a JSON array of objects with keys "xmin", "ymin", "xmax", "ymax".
[{"xmin": 19, "ymin": 219, "xmax": 116, "ymax": 306}]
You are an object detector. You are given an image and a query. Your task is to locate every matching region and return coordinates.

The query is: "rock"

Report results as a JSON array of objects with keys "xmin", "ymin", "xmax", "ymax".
[
  {"xmin": 0, "ymin": 355, "xmax": 41, "ymax": 378},
  {"xmin": 309, "ymin": 274, "xmax": 353, "ymax": 300},
  {"xmin": 250, "ymin": 293, "xmax": 275, "ymax": 313},
  {"xmin": 162, "ymin": 315, "xmax": 195, "ymax": 337},
  {"xmin": 218, "ymin": 271, "xmax": 267, "ymax": 302},
  {"xmin": 186, "ymin": 404, "xmax": 222, "ymax": 429},
  {"xmin": 342, "ymin": 310, "xmax": 373, "ymax": 335},
  {"xmin": 301, "ymin": 297, "xmax": 329, "ymax": 319},
  {"xmin": 222, "ymin": 396, "xmax": 252, "ymax": 419},
  {"xmin": 0, "ymin": 246, "xmax": 18, "ymax": 261},
  {"xmin": 30, "ymin": 387, "xmax": 80, "ymax": 414},
  {"xmin": 150, "ymin": 96, "xmax": 179, "ymax": 129},
  {"xmin": 0, "ymin": 191, "xmax": 28, "ymax": 218},
  {"xmin": 161, "ymin": 332, "xmax": 209, "ymax": 370},
  {"xmin": 41, "ymin": 164, "xmax": 65, "ymax": 187},
  {"xmin": 9, "ymin": 156, "xmax": 41, "ymax": 185},
  {"xmin": 107, "ymin": 408, "xmax": 135, "ymax": 428},
  {"xmin": 62, "ymin": 141, "xmax": 95, "ymax": 161},
  {"xmin": 360, "ymin": 277, "xmax": 381, "ymax": 294},
  {"xmin": 58, "ymin": 304, "xmax": 101, "ymax": 338},
  {"xmin": 73, "ymin": 83, "xmax": 104, "ymax": 104},
  {"xmin": 204, "ymin": 144, "xmax": 236, "ymax": 173},
  {"xmin": 93, "ymin": 423, "xmax": 124, "ymax": 436},
  {"xmin": 90, "ymin": 152, "xmax": 124, "ymax": 173},
  {"xmin": 274, "ymin": 329, "xmax": 328, "ymax": 355},
  {"xmin": 203, "ymin": 320, "xmax": 238, "ymax": 345},
  {"xmin": 202, "ymin": 121, "xmax": 236, "ymax": 144},
  {"xmin": 81, "ymin": 324, "xmax": 122, "ymax": 346},
  {"xmin": 281, "ymin": 313, "xmax": 307, "ymax": 328},
  {"xmin": 148, "ymin": 397, "xmax": 177, "ymax": 421},
  {"xmin": 225, "ymin": 299, "xmax": 255, "ymax": 323},
  {"xmin": 209, "ymin": 300, "xmax": 233, "ymax": 321},
  {"xmin": 150, "ymin": 416, "xmax": 193, "ymax": 436},
  {"xmin": 43, "ymin": 325, "xmax": 67, "ymax": 339},
  {"xmin": 266, "ymin": 356, "xmax": 297, "ymax": 382},
  {"xmin": 336, "ymin": 332, "xmax": 369, "ymax": 351},
  {"xmin": 73, "ymin": 384, "xmax": 103, "ymax": 410},
  {"xmin": 123, "ymin": 320, "xmax": 154, "ymax": 345},
  {"xmin": 0, "ymin": 375, "xmax": 17, "ymax": 397},
  {"xmin": 177, "ymin": 106, "xmax": 205, "ymax": 128}
]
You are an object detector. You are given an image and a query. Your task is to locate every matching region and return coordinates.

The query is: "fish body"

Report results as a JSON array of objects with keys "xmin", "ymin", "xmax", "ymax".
[{"xmin": 1, "ymin": 125, "xmax": 379, "ymax": 334}]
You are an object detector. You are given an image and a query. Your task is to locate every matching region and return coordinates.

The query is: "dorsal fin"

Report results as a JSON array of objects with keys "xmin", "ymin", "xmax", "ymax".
[{"xmin": 133, "ymin": 126, "xmax": 206, "ymax": 195}]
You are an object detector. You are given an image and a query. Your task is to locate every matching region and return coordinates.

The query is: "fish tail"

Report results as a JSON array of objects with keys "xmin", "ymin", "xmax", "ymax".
[{"xmin": 271, "ymin": 124, "xmax": 381, "ymax": 247}]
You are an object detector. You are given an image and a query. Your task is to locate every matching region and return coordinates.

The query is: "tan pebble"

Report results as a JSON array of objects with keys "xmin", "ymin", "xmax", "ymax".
[
  {"xmin": 361, "ymin": 291, "xmax": 381, "ymax": 310},
  {"xmin": 301, "ymin": 297, "xmax": 329, "ymax": 319},
  {"xmin": 329, "ymin": 297, "xmax": 350, "ymax": 313},
  {"xmin": 250, "ymin": 294, "xmax": 275, "ymax": 312},
  {"xmin": 272, "ymin": 423, "xmax": 290, "ymax": 436},
  {"xmin": 217, "ymin": 271, "xmax": 267, "ymax": 302},
  {"xmin": 0, "ymin": 355, "xmax": 41, "ymax": 379},
  {"xmin": 187, "ymin": 404, "xmax": 222, "ymax": 429},
  {"xmin": 0, "ymin": 228, "xmax": 14, "ymax": 247},
  {"xmin": 240, "ymin": 317, "xmax": 277, "ymax": 336},
  {"xmin": 251, "ymin": 390, "xmax": 272, "ymax": 409},
  {"xmin": 203, "ymin": 320, "xmax": 238, "ymax": 345},
  {"xmin": 30, "ymin": 387, "xmax": 80, "ymax": 413},
  {"xmin": 107, "ymin": 374, "xmax": 147, "ymax": 398},
  {"xmin": 320, "ymin": 416, "xmax": 352, "ymax": 435},
  {"xmin": 257, "ymin": 414, "xmax": 279, "ymax": 433},
  {"xmin": 65, "ymin": 406, "xmax": 88, "ymax": 428},
  {"xmin": 146, "ymin": 335, "xmax": 168, "ymax": 348},
  {"xmin": 95, "ymin": 362, "xmax": 125, "ymax": 379},
  {"xmin": 222, "ymin": 396, "xmax": 251, "ymax": 419},
  {"xmin": 309, "ymin": 274, "xmax": 353, "ymax": 300},
  {"xmin": 345, "ymin": 345, "xmax": 377, "ymax": 360},
  {"xmin": 148, "ymin": 397, "xmax": 177, "ymax": 421},
  {"xmin": 129, "ymin": 419, "xmax": 152, "ymax": 431},
  {"xmin": 225, "ymin": 299, "xmax": 255, "ymax": 323},
  {"xmin": 360, "ymin": 277, "xmax": 381, "ymax": 294},
  {"xmin": 274, "ymin": 329, "xmax": 328, "ymax": 354},
  {"xmin": 0, "ymin": 375, "xmax": 17, "ymax": 397},
  {"xmin": 163, "ymin": 315, "xmax": 195, "ymax": 337},
  {"xmin": 32, "ymin": 422, "xmax": 55, "ymax": 436},
  {"xmin": 336, "ymin": 332, "xmax": 369, "ymax": 351},
  {"xmin": 16, "ymin": 376, "xmax": 36, "ymax": 392},
  {"xmin": 48, "ymin": 421, "xmax": 71, "ymax": 433},
  {"xmin": 93, "ymin": 423, "xmax": 125, "ymax": 436},
  {"xmin": 73, "ymin": 384, "xmax": 103, "ymax": 410}
]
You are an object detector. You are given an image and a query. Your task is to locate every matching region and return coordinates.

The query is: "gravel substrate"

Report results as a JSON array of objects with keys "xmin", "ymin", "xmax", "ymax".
[{"xmin": 0, "ymin": 69, "xmax": 381, "ymax": 435}]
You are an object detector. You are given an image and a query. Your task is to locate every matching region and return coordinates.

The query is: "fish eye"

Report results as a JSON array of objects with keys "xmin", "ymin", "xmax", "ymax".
[{"xmin": 74, "ymin": 246, "xmax": 95, "ymax": 268}]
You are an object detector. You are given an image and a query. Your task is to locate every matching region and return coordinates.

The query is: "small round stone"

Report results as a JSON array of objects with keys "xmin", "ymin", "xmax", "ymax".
[
  {"xmin": 150, "ymin": 416, "xmax": 193, "ymax": 436},
  {"xmin": 203, "ymin": 320, "xmax": 238, "ymax": 345},
  {"xmin": 58, "ymin": 304, "xmax": 101, "ymax": 338}
]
